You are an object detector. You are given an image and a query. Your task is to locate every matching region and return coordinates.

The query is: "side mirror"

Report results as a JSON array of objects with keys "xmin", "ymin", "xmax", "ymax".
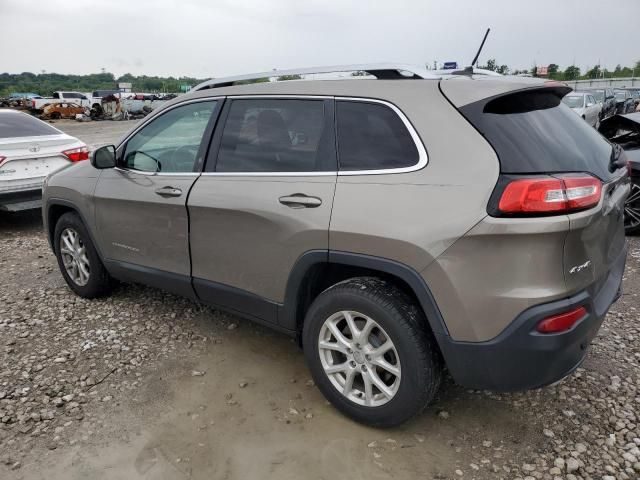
[{"xmin": 91, "ymin": 145, "xmax": 117, "ymax": 169}]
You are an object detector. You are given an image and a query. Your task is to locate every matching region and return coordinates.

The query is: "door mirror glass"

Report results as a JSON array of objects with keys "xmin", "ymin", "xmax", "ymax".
[{"xmin": 92, "ymin": 145, "xmax": 117, "ymax": 169}]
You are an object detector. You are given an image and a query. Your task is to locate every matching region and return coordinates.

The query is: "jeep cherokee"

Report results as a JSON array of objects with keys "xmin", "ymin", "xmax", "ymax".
[{"xmin": 42, "ymin": 64, "xmax": 629, "ymax": 427}]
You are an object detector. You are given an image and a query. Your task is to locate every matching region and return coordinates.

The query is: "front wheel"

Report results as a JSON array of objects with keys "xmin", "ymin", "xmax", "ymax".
[
  {"xmin": 54, "ymin": 212, "xmax": 114, "ymax": 298},
  {"xmin": 302, "ymin": 277, "xmax": 442, "ymax": 427}
]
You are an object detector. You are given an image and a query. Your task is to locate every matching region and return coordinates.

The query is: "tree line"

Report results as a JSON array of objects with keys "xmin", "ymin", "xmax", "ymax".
[
  {"xmin": 2, "ymin": 61, "xmax": 640, "ymax": 97},
  {"xmin": 0, "ymin": 72, "xmax": 207, "ymax": 97},
  {"xmin": 477, "ymin": 59, "xmax": 640, "ymax": 81}
]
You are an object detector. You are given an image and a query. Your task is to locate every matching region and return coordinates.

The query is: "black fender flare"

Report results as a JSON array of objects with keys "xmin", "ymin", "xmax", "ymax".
[
  {"xmin": 45, "ymin": 198, "xmax": 105, "ymax": 260},
  {"xmin": 279, "ymin": 250, "xmax": 450, "ymax": 339}
]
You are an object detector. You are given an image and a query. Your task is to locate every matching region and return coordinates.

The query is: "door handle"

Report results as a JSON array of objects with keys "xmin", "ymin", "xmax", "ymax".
[
  {"xmin": 279, "ymin": 194, "xmax": 322, "ymax": 209},
  {"xmin": 155, "ymin": 186, "xmax": 183, "ymax": 197}
]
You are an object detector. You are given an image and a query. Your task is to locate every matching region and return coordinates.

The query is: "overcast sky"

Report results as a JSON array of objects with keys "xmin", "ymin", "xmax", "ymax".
[{"xmin": 2, "ymin": 0, "xmax": 639, "ymax": 78}]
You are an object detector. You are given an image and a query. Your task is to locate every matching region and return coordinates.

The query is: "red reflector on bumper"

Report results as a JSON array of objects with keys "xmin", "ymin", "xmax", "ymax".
[{"xmin": 536, "ymin": 306, "xmax": 587, "ymax": 334}]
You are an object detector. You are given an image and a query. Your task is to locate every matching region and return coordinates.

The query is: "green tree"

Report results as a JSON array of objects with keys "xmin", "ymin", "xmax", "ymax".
[
  {"xmin": 563, "ymin": 65, "xmax": 580, "ymax": 80},
  {"xmin": 547, "ymin": 64, "xmax": 559, "ymax": 79},
  {"xmin": 586, "ymin": 65, "xmax": 602, "ymax": 79}
]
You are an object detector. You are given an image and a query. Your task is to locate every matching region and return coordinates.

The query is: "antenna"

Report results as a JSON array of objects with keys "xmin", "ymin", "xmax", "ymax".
[{"xmin": 471, "ymin": 28, "xmax": 491, "ymax": 67}]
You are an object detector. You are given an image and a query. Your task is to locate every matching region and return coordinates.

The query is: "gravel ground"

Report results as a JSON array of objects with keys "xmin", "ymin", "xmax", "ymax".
[{"xmin": 0, "ymin": 121, "xmax": 639, "ymax": 479}]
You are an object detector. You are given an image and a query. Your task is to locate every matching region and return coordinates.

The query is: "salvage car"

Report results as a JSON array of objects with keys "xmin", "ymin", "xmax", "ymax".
[
  {"xmin": 614, "ymin": 89, "xmax": 635, "ymax": 114},
  {"xmin": 579, "ymin": 87, "xmax": 617, "ymax": 120},
  {"xmin": 43, "ymin": 64, "xmax": 629, "ymax": 427},
  {"xmin": 0, "ymin": 109, "xmax": 88, "ymax": 211},
  {"xmin": 41, "ymin": 102, "xmax": 88, "ymax": 120},
  {"xmin": 599, "ymin": 113, "xmax": 640, "ymax": 234},
  {"xmin": 562, "ymin": 91, "xmax": 601, "ymax": 127}
]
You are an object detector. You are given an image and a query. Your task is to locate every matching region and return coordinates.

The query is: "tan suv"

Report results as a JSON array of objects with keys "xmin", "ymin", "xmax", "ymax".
[{"xmin": 42, "ymin": 64, "xmax": 629, "ymax": 427}]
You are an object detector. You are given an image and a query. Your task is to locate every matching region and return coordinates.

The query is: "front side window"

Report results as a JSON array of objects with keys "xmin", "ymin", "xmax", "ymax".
[
  {"xmin": 215, "ymin": 99, "xmax": 332, "ymax": 173},
  {"xmin": 123, "ymin": 101, "xmax": 217, "ymax": 173},
  {"xmin": 336, "ymin": 100, "xmax": 419, "ymax": 171}
]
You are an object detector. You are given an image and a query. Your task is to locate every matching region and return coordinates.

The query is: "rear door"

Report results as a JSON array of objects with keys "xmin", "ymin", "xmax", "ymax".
[
  {"xmin": 188, "ymin": 97, "xmax": 337, "ymax": 324},
  {"xmin": 94, "ymin": 99, "xmax": 220, "ymax": 295},
  {"xmin": 456, "ymin": 86, "xmax": 628, "ymax": 296}
]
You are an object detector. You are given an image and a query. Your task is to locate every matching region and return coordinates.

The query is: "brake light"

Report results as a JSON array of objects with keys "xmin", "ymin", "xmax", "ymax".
[
  {"xmin": 497, "ymin": 175, "xmax": 602, "ymax": 214},
  {"xmin": 62, "ymin": 146, "xmax": 89, "ymax": 162},
  {"xmin": 0, "ymin": 156, "xmax": 6, "ymax": 167},
  {"xmin": 536, "ymin": 306, "xmax": 587, "ymax": 334}
]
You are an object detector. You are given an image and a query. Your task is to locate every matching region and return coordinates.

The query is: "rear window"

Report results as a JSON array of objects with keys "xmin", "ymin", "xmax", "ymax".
[
  {"xmin": 336, "ymin": 101, "xmax": 419, "ymax": 171},
  {"xmin": 460, "ymin": 89, "xmax": 614, "ymax": 180},
  {"xmin": 0, "ymin": 112, "xmax": 60, "ymax": 138}
]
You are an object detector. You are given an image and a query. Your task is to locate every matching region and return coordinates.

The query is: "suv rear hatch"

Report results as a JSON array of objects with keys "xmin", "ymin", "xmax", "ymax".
[{"xmin": 444, "ymin": 79, "xmax": 628, "ymax": 304}]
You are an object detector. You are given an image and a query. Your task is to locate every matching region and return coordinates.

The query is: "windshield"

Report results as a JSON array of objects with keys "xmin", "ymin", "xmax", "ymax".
[
  {"xmin": 589, "ymin": 90, "xmax": 604, "ymax": 102},
  {"xmin": 460, "ymin": 89, "xmax": 614, "ymax": 181},
  {"xmin": 0, "ymin": 112, "xmax": 60, "ymax": 138},
  {"xmin": 562, "ymin": 96, "xmax": 584, "ymax": 108}
]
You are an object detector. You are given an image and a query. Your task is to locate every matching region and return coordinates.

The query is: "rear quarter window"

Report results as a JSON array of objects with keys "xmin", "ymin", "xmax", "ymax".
[
  {"xmin": 0, "ymin": 113, "xmax": 60, "ymax": 138},
  {"xmin": 336, "ymin": 100, "xmax": 419, "ymax": 171},
  {"xmin": 459, "ymin": 89, "xmax": 614, "ymax": 181}
]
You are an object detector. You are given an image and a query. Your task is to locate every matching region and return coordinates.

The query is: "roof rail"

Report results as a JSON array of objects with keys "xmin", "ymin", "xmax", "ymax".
[{"xmin": 192, "ymin": 63, "xmax": 439, "ymax": 91}]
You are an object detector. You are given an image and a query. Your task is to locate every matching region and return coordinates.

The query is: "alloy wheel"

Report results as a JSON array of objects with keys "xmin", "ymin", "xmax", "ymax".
[
  {"xmin": 60, "ymin": 228, "xmax": 91, "ymax": 286},
  {"xmin": 625, "ymin": 182, "xmax": 640, "ymax": 231},
  {"xmin": 318, "ymin": 310, "xmax": 401, "ymax": 407}
]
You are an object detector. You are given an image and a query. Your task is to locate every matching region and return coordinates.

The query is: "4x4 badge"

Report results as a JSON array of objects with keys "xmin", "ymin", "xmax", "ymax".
[{"xmin": 569, "ymin": 260, "xmax": 592, "ymax": 274}]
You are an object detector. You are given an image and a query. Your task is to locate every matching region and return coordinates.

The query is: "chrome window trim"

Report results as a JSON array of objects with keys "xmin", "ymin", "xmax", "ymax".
[
  {"xmin": 335, "ymin": 96, "xmax": 428, "ymax": 176},
  {"xmin": 198, "ymin": 95, "xmax": 428, "ymax": 177},
  {"xmin": 116, "ymin": 97, "xmax": 223, "ymax": 176}
]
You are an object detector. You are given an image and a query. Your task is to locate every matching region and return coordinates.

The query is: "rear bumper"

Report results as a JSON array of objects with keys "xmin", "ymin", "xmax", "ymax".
[
  {"xmin": 438, "ymin": 241, "xmax": 627, "ymax": 391},
  {"xmin": 0, "ymin": 188, "xmax": 43, "ymax": 212}
]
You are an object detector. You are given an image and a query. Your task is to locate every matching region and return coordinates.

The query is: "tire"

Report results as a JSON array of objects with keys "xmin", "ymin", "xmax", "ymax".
[
  {"xmin": 302, "ymin": 277, "xmax": 442, "ymax": 427},
  {"xmin": 625, "ymin": 179, "xmax": 640, "ymax": 235},
  {"xmin": 54, "ymin": 212, "xmax": 113, "ymax": 298}
]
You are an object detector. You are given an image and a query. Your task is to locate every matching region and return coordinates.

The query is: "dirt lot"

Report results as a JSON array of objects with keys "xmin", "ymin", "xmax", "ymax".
[{"xmin": 1, "ymin": 120, "xmax": 640, "ymax": 480}]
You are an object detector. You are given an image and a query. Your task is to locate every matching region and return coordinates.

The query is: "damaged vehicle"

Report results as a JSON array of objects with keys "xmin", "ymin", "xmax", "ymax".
[
  {"xmin": 0, "ymin": 110, "xmax": 88, "ymax": 211},
  {"xmin": 599, "ymin": 113, "xmax": 640, "ymax": 234},
  {"xmin": 41, "ymin": 102, "xmax": 89, "ymax": 120}
]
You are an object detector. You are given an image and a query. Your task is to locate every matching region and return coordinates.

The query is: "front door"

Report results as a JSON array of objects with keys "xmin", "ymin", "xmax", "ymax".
[
  {"xmin": 188, "ymin": 97, "xmax": 337, "ymax": 323},
  {"xmin": 94, "ymin": 99, "xmax": 221, "ymax": 295}
]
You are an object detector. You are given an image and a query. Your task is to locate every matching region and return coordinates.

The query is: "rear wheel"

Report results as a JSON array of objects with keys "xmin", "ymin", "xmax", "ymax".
[
  {"xmin": 302, "ymin": 277, "xmax": 442, "ymax": 427},
  {"xmin": 54, "ymin": 212, "xmax": 113, "ymax": 298},
  {"xmin": 625, "ymin": 180, "xmax": 640, "ymax": 235}
]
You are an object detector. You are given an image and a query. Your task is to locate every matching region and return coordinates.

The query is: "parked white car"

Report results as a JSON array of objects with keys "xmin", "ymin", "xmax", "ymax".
[
  {"xmin": 27, "ymin": 91, "xmax": 91, "ymax": 111},
  {"xmin": 0, "ymin": 110, "xmax": 88, "ymax": 211},
  {"xmin": 562, "ymin": 92, "xmax": 602, "ymax": 127}
]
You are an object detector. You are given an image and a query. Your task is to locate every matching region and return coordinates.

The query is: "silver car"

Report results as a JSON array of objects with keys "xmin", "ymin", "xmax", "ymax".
[
  {"xmin": 42, "ymin": 64, "xmax": 628, "ymax": 427},
  {"xmin": 562, "ymin": 91, "xmax": 602, "ymax": 127},
  {"xmin": 0, "ymin": 109, "xmax": 87, "ymax": 211}
]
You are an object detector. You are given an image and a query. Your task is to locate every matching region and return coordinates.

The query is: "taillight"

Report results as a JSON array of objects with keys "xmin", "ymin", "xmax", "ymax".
[
  {"xmin": 536, "ymin": 306, "xmax": 587, "ymax": 334},
  {"xmin": 62, "ymin": 146, "xmax": 89, "ymax": 162},
  {"xmin": 0, "ymin": 156, "xmax": 6, "ymax": 167},
  {"xmin": 496, "ymin": 174, "xmax": 602, "ymax": 215}
]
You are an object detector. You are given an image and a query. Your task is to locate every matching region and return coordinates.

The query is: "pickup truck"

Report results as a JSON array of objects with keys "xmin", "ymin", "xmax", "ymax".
[{"xmin": 27, "ymin": 91, "xmax": 91, "ymax": 112}]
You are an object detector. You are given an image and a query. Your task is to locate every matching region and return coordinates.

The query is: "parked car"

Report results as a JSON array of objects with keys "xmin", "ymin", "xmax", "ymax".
[
  {"xmin": 599, "ymin": 113, "xmax": 640, "ymax": 234},
  {"xmin": 579, "ymin": 88, "xmax": 617, "ymax": 120},
  {"xmin": 27, "ymin": 91, "xmax": 91, "ymax": 112},
  {"xmin": 614, "ymin": 89, "xmax": 635, "ymax": 114},
  {"xmin": 562, "ymin": 92, "xmax": 601, "ymax": 127},
  {"xmin": 8, "ymin": 92, "xmax": 41, "ymax": 100},
  {"xmin": 42, "ymin": 64, "xmax": 628, "ymax": 427},
  {"xmin": 41, "ymin": 102, "xmax": 89, "ymax": 120},
  {"xmin": 0, "ymin": 110, "xmax": 88, "ymax": 211},
  {"xmin": 626, "ymin": 88, "xmax": 640, "ymax": 108}
]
